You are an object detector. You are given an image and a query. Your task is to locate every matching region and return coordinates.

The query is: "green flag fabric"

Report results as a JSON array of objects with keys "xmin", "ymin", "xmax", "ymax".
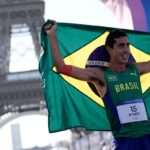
[{"xmin": 39, "ymin": 20, "xmax": 150, "ymax": 133}]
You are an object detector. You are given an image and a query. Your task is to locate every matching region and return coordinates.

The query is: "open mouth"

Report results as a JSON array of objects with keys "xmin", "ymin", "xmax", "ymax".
[{"xmin": 122, "ymin": 54, "xmax": 129, "ymax": 60}]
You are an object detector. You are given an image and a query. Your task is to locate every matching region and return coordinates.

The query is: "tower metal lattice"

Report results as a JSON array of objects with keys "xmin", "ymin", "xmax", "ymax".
[
  {"xmin": 0, "ymin": 0, "xmax": 45, "ymax": 74},
  {"xmin": 0, "ymin": 0, "xmax": 45, "ymax": 126}
]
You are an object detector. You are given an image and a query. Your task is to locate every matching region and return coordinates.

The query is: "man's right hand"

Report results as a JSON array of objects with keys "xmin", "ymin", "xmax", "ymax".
[{"xmin": 44, "ymin": 21, "xmax": 57, "ymax": 37}]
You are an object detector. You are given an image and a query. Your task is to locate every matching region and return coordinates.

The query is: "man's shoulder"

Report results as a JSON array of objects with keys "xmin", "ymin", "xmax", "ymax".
[
  {"xmin": 126, "ymin": 63, "xmax": 137, "ymax": 69},
  {"xmin": 126, "ymin": 63, "xmax": 140, "ymax": 75}
]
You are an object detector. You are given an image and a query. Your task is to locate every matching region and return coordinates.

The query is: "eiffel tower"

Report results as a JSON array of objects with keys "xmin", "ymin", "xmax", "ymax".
[
  {"xmin": 0, "ymin": 0, "xmax": 46, "ymax": 127},
  {"xmin": 0, "ymin": 0, "xmax": 45, "ymax": 74}
]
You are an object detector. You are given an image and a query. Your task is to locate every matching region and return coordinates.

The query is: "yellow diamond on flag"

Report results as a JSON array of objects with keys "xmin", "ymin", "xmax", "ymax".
[
  {"xmin": 53, "ymin": 31, "xmax": 150, "ymax": 107},
  {"xmin": 53, "ymin": 32, "xmax": 109, "ymax": 107}
]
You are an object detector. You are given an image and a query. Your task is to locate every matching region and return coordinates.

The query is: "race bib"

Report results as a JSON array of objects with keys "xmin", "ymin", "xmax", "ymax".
[{"xmin": 116, "ymin": 99, "xmax": 148, "ymax": 124}]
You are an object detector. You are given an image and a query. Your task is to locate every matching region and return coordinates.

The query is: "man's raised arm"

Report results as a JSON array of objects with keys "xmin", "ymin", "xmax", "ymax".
[
  {"xmin": 135, "ymin": 61, "xmax": 150, "ymax": 75},
  {"xmin": 44, "ymin": 22, "xmax": 104, "ymax": 82}
]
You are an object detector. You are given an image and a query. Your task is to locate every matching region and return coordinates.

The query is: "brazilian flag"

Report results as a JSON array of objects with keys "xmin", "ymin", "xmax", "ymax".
[{"xmin": 39, "ymin": 20, "xmax": 150, "ymax": 132}]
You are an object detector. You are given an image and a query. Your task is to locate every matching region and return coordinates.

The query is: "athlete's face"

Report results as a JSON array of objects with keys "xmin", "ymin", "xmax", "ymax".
[{"xmin": 108, "ymin": 36, "xmax": 130, "ymax": 64}]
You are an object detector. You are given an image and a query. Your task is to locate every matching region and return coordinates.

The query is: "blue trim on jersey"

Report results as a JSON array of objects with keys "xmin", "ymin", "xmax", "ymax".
[
  {"xmin": 103, "ymin": 88, "xmax": 121, "ymax": 132},
  {"xmin": 113, "ymin": 134, "xmax": 150, "ymax": 150}
]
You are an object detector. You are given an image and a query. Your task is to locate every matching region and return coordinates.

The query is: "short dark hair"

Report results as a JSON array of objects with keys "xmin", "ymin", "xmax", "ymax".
[{"xmin": 105, "ymin": 29, "xmax": 128, "ymax": 48}]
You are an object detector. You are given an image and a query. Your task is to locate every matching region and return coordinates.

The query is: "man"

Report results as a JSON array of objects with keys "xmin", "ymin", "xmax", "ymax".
[{"xmin": 44, "ymin": 21, "xmax": 150, "ymax": 150}]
